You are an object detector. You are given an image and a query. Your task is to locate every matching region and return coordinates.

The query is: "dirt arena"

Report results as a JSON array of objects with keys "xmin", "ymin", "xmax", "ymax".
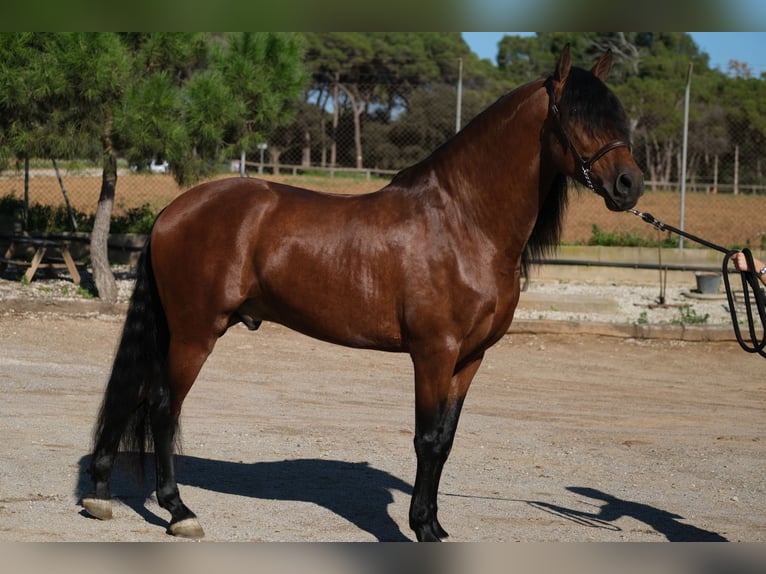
[{"xmin": 0, "ymin": 298, "xmax": 764, "ymax": 542}]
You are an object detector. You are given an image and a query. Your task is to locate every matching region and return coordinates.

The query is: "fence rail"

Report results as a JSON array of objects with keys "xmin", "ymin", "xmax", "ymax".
[
  {"xmin": 645, "ymin": 181, "xmax": 766, "ymax": 195},
  {"xmin": 240, "ymin": 161, "xmax": 398, "ymax": 180},
  {"xmin": 1, "ymin": 170, "xmax": 764, "ymax": 252}
]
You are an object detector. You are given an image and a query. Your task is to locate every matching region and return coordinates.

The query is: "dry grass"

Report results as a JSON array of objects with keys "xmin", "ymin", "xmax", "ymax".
[
  {"xmin": 1, "ymin": 171, "xmax": 764, "ymax": 248},
  {"xmin": 563, "ymin": 187, "xmax": 766, "ymax": 249}
]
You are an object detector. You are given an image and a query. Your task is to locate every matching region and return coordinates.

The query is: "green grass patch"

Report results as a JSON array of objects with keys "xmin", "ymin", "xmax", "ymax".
[{"xmin": 587, "ymin": 225, "xmax": 677, "ymax": 248}]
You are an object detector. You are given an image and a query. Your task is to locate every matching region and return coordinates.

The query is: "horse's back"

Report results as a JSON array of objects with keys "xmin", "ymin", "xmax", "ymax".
[
  {"xmin": 151, "ymin": 176, "xmax": 367, "ymax": 256},
  {"xmin": 154, "ymin": 177, "xmax": 286, "ymax": 232}
]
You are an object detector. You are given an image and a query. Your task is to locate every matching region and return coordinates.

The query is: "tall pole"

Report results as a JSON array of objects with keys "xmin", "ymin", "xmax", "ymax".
[
  {"xmin": 679, "ymin": 62, "xmax": 693, "ymax": 249},
  {"xmin": 23, "ymin": 157, "xmax": 29, "ymax": 232},
  {"xmin": 52, "ymin": 159, "xmax": 78, "ymax": 231},
  {"xmin": 257, "ymin": 143, "xmax": 267, "ymax": 175},
  {"xmin": 455, "ymin": 57, "xmax": 463, "ymax": 133}
]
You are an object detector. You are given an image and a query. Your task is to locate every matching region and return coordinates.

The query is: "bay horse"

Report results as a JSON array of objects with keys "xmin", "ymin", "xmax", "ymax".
[{"xmin": 83, "ymin": 46, "xmax": 643, "ymax": 541}]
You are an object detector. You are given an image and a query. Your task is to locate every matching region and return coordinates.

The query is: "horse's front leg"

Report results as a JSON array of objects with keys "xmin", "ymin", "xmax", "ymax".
[{"xmin": 409, "ymin": 352, "xmax": 484, "ymax": 542}]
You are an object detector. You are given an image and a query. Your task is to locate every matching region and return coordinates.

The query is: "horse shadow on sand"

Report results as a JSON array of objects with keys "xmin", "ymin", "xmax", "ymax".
[
  {"xmin": 76, "ymin": 457, "xmax": 729, "ymax": 542},
  {"xmin": 76, "ymin": 454, "xmax": 413, "ymax": 541},
  {"xmin": 524, "ymin": 486, "xmax": 727, "ymax": 542}
]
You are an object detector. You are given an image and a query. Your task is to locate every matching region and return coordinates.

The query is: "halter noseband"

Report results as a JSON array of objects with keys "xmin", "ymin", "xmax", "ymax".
[{"xmin": 545, "ymin": 78, "xmax": 631, "ymax": 191}]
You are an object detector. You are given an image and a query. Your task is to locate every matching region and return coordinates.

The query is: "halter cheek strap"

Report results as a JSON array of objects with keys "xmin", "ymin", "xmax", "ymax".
[
  {"xmin": 545, "ymin": 78, "xmax": 631, "ymax": 191},
  {"xmin": 577, "ymin": 140, "xmax": 632, "ymax": 190}
]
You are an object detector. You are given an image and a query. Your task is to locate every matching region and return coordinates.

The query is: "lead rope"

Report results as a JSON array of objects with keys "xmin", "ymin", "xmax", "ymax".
[{"xmin": 629, "ymin": 208, "xmax": 766, "ymax": 358}]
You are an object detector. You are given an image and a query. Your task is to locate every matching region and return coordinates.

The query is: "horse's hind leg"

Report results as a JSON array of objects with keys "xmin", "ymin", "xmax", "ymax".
[
  {"xmin": 84, "ymin": 323, "xmax": 165, "ymax": 521},
  {"xmin": 409, "ymin": 352, "xmax": 483, "ymax": 542},
  {"xmin": 151, "ymin": 337, "xmax": 215, "ymax": 538},
  {"xmin": 83, "ymin": 410, "xmax": 131, "ymax": 520}
]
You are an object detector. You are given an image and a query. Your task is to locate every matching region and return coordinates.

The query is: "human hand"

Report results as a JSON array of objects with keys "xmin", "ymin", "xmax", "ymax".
[{"xmin": 730, "ymin": 251, "xmax": 751, "ymax": 272}]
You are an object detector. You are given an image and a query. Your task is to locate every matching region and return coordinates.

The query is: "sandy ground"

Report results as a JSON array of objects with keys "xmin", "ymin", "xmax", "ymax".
[{"xmin": 0, "ymin": 289, "xmax": 764, "ymax": 543}]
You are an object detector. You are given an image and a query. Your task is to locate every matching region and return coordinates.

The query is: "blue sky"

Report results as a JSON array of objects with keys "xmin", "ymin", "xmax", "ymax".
[{"xmin": 462, "ymin": 32, "xmax": 766, "ymax": 76}]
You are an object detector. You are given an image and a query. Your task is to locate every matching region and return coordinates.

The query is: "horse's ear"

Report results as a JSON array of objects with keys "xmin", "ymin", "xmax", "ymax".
[
  {"xmin": 591, "ymin": 49, "xmax": 613, "ymax": 81},
  {"xmin": 553, "ymin": 44, "xmax": 571, "ymax": 83}
]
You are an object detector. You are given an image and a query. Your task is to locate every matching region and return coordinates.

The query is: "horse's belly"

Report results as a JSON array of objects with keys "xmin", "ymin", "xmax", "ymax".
[{"xmin": 237, "ymin": 294, "xmax": 405, "ymax": 352}]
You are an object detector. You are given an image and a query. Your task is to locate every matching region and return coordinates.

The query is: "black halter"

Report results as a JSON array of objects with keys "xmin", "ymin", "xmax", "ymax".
[{"xmin": 545, "ymin": 78, "xmax": 631, "ymax": 191}]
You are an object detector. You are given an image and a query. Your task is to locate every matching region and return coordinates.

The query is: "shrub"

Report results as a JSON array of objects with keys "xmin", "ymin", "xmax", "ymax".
[
  {"xmin": 0, "ymin": 194, "xmax": 156, "ymax": 234},
  {"xmin": 110, "ymin": 203, "xmax": 158, "ymax": 234},
  {"xmin": 587, "ymin": 224, "xmax": 676, "ymax": 248}
]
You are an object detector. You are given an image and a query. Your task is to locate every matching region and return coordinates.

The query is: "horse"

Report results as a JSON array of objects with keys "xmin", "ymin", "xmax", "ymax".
[{"xmin": 82, "ymin": 45, "xmax": 643, "ymax": 541}]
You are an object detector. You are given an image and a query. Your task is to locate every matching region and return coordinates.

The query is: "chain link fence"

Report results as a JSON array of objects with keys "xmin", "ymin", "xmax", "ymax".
[{"xmin": 1, "ymin": 84, "xmax": 764, "ymax": 252}]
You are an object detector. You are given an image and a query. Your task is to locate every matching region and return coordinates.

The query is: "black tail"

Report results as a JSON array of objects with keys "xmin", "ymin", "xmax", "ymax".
[{"xmin": 91, "ymin": 238, "xmax": 171, "ymax": 473}]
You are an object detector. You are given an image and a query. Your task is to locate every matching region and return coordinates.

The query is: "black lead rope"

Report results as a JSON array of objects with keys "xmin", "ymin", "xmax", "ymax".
[{"xmin": 629, "ymin": 208, "xmax": 766, "ymax": 358}]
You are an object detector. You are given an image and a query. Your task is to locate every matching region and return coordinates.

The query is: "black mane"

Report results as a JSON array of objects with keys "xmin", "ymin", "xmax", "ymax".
[
  {"xmin": 522, "ymin": 66, "xmax": 630, "ymax": 276},
  {"xmin": 560, "ymin": 66, "xmax": 630, "ymax": 140}
]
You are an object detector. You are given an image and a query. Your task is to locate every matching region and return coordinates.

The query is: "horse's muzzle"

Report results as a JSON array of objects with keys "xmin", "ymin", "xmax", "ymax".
[{"xmin": 603, "ymin": 169, "xmax": 644, "ymax": 211}]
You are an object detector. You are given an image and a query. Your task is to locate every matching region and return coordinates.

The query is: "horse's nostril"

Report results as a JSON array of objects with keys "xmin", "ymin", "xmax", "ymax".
[{"xmin": 616, "ymin": 172, "xmax": 634, "ymax": 196}]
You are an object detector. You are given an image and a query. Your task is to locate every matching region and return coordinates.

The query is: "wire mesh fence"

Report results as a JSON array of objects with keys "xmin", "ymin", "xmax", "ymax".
[
  {"xmin": 1, "ymin": 82, "xmax": 764, "ymax": 252},
  {"xmin": 2, "ymin": 170, "xmax": 762, "ymax": 253}
]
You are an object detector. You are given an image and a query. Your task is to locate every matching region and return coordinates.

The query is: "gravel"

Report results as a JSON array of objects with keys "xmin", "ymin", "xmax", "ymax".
[
  {"xmin": 515, "ymin": 279, "xmax": 736, "ymax": 326},
  {"xmin": 1, "ymin": 265, "xmax": 764, "ymax": 545},
  {"xmin": 0, "ymin": 266, "xmax": 741, "ymax": 330}
]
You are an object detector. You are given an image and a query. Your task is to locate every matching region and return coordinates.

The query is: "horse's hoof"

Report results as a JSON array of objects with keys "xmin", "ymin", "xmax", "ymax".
[
  {"xmin": 168, "ymin": 517, "xmax": 205, "ymax": 538},
  {"xmin": 413, "ymin": 517, "xmax": 450, "ymax": 542},
  {"xmin": 82, "ymin": 497, "xmax": 113, "ymax": 521}
]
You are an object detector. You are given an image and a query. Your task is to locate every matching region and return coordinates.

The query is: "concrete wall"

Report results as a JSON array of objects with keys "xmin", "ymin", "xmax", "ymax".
[{"xmin": 530, "ymin": 245, "xmax": 766, "ymax": 287}]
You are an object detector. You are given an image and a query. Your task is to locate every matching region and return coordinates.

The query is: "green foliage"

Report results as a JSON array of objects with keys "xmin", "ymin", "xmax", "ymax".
[
  {"xmin": 299, "ymin": 33, "xmax": 501, "ymax": 171},
  {"xmin": 0, "ymin": 32, "xmax": 308, "ymax": 189},
  {"xmin": 216, "ymin": 32, "xmax": 308, "ymax": 152},
  {"xmin": 0, "ymin": 193, "xmax": 23, "ymax": 214},
  {"xmin": 110, "ymin": 203, "xmax": 158, "ymax": 234},
  {"xmin": 0, "ymin": 194, "xmax": 156, "ymax": 234},
  {"xmin": 0, "ymin": 33, "xmax": 131, "ymax": 163},
  {"xmin": 674, "ymin": 304, "xmax": 710, "ymax": 324},
  {"xmin": 76, "ymin": 284, "xmax": 96, "ymax": 299},
  {"xmin": 587, "ymin": 225, "xmax": 676, "ymax": 248},
  {"xmin": 26, "ymin": 203, "xmax": 93, "ymax": 233}
]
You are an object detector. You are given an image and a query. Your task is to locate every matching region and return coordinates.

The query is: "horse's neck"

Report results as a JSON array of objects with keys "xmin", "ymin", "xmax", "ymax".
[{"xmin": 430, "ymin": 79, "xmax": 555, "ymax": 244}]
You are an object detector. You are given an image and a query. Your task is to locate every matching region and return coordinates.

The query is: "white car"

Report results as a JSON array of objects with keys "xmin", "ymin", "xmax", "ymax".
[{"xmin": 149, "ymin": 159, "xmax": 169, "ymax": 174}]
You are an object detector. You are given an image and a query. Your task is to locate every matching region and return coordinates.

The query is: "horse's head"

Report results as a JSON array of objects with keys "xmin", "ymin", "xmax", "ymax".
[{"xmin": 545, "ymin": 45, "xmax": 644, "ymax": 211}]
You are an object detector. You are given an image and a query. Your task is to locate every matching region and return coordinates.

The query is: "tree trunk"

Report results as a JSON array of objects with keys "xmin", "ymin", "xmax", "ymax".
[
  {"xmin": 91, "ymin": 134, "xmax": 118, "ymax": 303},
  {"xmin": 269, "ymin": 147, "xmax": 282, "ymax": 175},
  {"xmin": 302, "ymin": 129, "xmax": 311, "ymax": 167},
  {"xmin": 353, "ymin": 105, "xmax": 363, "ymax": 170},
  {"xmin": 713, "ymin": 154, "xmax": 718, "ymax": 192},
  {"xmin": 331, "ymin": 74, "xmax": 339, "ymax": 168},
  {"xmin": 338, "ymin": 83, "xmax": 364, "ymax": 170},
  {"xmin": 320, "ymin": 117, "xmax": 327, "ymax": 167}
]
